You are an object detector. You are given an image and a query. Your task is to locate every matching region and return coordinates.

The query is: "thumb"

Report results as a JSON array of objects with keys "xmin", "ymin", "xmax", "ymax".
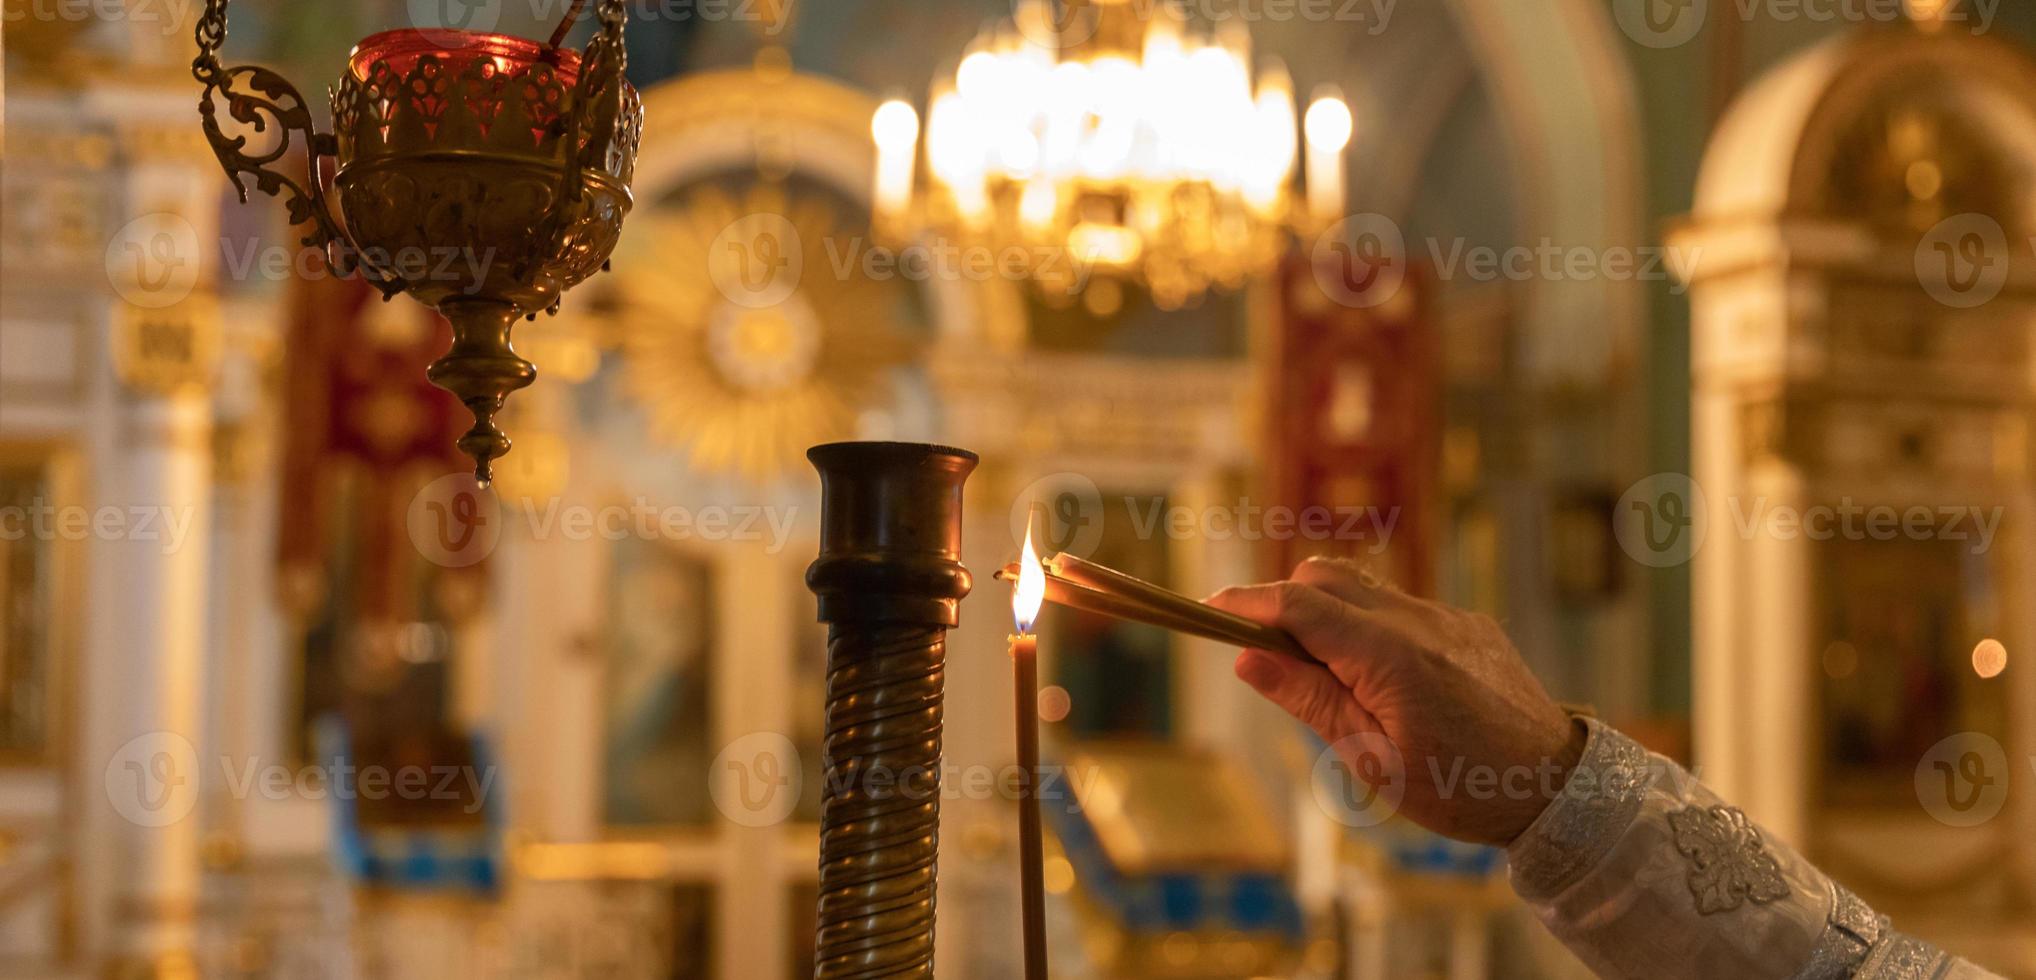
[{"xmin": 1235, "ymin": 649, "xmax": 1366, "ymax": 742}]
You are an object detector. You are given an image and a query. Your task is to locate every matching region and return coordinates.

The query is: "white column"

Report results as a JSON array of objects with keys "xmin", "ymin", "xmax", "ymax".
[
  {"xmin": 78, "ymin": 81, "xmax": 221, "ymax": 974},
  {"xmin": 1173, "ymin": 470, "xmax": 1252, "ymax": 752},
  {"xmin": 715, "ymin": 544, "xmax": 793, "ymax": 980},
  {"xmin": 80, "ymin": 392, "xmax": 213, "ymax": 975}
]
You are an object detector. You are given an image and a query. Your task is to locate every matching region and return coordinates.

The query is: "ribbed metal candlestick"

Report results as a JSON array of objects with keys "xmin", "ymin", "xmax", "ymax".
[{"xmin": 806, "ymin": 442, "xmax": 977, "ymax": 980}]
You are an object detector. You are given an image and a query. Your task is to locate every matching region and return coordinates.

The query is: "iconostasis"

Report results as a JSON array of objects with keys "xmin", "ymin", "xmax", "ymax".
[{"xmin": 1678, "ymin": 24, "xmax": 2036, "ymax": 970}]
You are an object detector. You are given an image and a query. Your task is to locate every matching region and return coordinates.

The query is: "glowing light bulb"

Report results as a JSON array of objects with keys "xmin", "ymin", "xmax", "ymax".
[
  {"xmin": 871, "ymin": 100, "xmax": 920, "ymax": 227},
  {"xmin": 957, "ymin": 50, "xmax": 999, "ymax": 103},
  {"xmin": 1304, "ymin": 88, "xmax": 1352, "ymax": 223},
  {"xmin": 872, "ymin": 99, "xmax": 918, "ymax": 149},
  {"xmin": 1305, "ymin": 94, "xmax": 1353, "ymax": 153}
]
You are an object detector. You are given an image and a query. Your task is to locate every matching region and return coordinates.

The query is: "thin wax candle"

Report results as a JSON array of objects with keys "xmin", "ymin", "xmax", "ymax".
[{"xmin": 1010, "ymin": 527, "xmax": 1048, "ymax": 980}]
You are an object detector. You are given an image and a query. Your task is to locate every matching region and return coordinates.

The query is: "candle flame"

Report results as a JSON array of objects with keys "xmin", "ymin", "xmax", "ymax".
[{"xmin": 1013, "ymin": 525, "xmax": 1046, "ymax": 634}]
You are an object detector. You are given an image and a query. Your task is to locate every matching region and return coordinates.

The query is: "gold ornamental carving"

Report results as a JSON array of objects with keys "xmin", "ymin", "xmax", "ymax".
[
  {"xmin": 111, "ymin": 295, "xmax": 221, "ymax": 396},
  {"xmin": 613, "ymin": 182, "xmax": 911, "ymax": 484}
]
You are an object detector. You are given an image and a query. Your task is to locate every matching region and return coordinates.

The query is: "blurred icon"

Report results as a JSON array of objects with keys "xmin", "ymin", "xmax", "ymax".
[
  {"xmin": 105, "ymin": 212, "xmax": 201, "ymax": 310},
  {"xmin": 1614, "ymin": 472, "xmax": 1709, "ymax": 568},
  {"xmin": 1914, "ymin": 731, "xmax": 2009, "ymax": 827},
  {"xmin": 407, "ymin": 472, "xmax": 501, "ymax": 567},
  {"xmin": 407, "ymin": 0, "xmax": 502, "ymax": 37},
  {"xmin": 1013, "ymin": 0, "xmax": 1100, "ymax": 50},
  {"xmin": 1010, "ymin": 472, "xmax": 1105, "ymax": 558},
  {"xmin": 1614, "ymin": 0, "xmax": 1708, "ymax": 49},
  {"xmin": 1312, "ymin": 731, "xmax": 1404, "ymax": 828},
  {"xmin": 711, "ymin": 732, "xmax": 802, "ymax": 828},
  {"xmin": 1311, "ymin": 213, "xmax": 1406, "ymax": 309},
  {"xmin": 711, "ymin": 212, "xmax": 803, "ymax": 309},
  {"xmin": 105, "ymin": 732, "xmax": 200, "ymax": 828},
  {"xmin": 1917, "ymin": 213, "xmax": 2009, "ymax": 309}
]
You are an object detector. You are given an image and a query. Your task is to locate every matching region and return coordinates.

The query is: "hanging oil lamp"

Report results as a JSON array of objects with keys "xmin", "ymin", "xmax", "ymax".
[{"xmin": 192, "ymin": 0, "xmax": 644, "ymax": 484}]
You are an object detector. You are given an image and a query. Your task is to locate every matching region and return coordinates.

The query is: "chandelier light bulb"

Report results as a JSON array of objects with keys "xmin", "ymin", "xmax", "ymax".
[
  {"xmin": 1305, "ymin": 88, "xmax": 1353, "ymax": 224},
  {"xmin": 872, "ymin": 99, "xmax": 921, "ymax": 224},
  {"xmin": 1305, "ymin": 93, "xmax": 1354, "ymax": 153},
  {"xmin": 872, "ymin": 99, "xmax": 919, "ymax": 149}
]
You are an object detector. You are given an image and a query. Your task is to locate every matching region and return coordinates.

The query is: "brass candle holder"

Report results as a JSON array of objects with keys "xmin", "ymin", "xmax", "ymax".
[
  {"xmin": 192, "ymin": 0, "xmax": 643, "ymax": 483},
  {"xmin": 806, "ymin": 442, "xmax": 978, "ymax": 979}
]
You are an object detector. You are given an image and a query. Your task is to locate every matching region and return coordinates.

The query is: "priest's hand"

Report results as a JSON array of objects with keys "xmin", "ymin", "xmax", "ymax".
[{"xmin": 1207, "ymin": 557, "xmax": 1586, "ymax": 846}]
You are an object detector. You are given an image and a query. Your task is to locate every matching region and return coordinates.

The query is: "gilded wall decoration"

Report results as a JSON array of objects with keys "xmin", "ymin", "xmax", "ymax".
[
  {"xmin": 613, "ymin": 179, "xmax": 911, "ymax": 485},
  {"xmin": 0, "ymin": 444, "xmax": 76, "ymax": 765}
]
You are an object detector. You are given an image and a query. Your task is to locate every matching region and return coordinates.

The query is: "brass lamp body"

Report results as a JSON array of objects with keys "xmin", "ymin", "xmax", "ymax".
[{"xmin": 193, "ymin": 2, "xmax": 643, "ymax": 483}]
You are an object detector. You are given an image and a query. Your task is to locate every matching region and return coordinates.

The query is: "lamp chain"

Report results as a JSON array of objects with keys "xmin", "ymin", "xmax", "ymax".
[{"xmin": 191, "ymin": 0, "xmax": 228, "ymax": 87}]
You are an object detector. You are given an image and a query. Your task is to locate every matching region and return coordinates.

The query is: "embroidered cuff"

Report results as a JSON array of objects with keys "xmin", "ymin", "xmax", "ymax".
[
  {"xmin": 1507, "ymin": 717, "xmax": 1655, "ymax": 900},
  {"xmin": 1791, "ymin": 882, "xmax": 1885, "ymax": 980},
  {"xmin": 1859, "ymin": 932, "xmax": 1953, "ymax": 980}
]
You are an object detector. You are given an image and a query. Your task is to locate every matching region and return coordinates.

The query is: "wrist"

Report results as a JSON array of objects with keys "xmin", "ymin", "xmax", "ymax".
[{"xmin": 1498, "ymin": 715, "xmax": 1591, "ymax": 846}]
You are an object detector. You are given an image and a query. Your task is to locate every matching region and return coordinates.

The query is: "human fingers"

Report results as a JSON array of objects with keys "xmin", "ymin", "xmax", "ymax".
[
  {"xmin": 1234, "ymin": 649, "xmax": 1372, "ymax": 743},
  {"xmin": 1291, "ymin": 555, "xmax": 1402, "ymax": 608},
  {"xmin": 1206, "ymin": 581, "xmax": 1403, "ymax": 684}
]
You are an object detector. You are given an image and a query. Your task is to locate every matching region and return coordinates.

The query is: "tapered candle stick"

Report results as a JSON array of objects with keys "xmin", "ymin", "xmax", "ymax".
[{"xmin": 1011, "ymin": 528, "xmax": 1049, "ymax": 980}]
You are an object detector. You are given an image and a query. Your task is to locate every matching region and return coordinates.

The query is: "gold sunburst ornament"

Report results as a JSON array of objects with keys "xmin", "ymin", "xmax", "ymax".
[{"xmin": 616, "ymin": 183, "xmax": 911, "ymax": 484}]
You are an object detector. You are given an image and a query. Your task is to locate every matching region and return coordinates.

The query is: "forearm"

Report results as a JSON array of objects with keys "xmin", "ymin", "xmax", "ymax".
[{"xmin": 1508, "ymin": 719, "xmax": 1999, "ymax": 980}]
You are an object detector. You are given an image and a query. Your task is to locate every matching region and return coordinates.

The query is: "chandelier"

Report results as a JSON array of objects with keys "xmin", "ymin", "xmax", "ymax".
[{"xmin": 871, "ymin": 0, "xmax": 1351, "ymax": 310}]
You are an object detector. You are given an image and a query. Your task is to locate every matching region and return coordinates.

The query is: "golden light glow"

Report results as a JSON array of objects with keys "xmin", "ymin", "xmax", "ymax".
[
  {"xmin": 1905, "ymin": 0, "xmax": 1952, "ymax": 28},
  {"xmin": 872, "ymin": 100, "xmax": 921, "ymax": 224},
  {"xmin": 1974, "ymin": 638, "xmax": 2008, "ymax": 679},
  {"xmin": 1304, "ymin": 95, "xmax": 1354, "ymax": 152},
  {"xmin": 1037, "ymin": 685, "xmax": 1072, "ymax": 723},
  {"xmin": 886, "ymin": 0, "xmax": 1318, "ymax": 309},
  {"xmin": 872, "ymin": 99, "xmax": 919, "ymax": 149},
  {"xmin": 1014, "ymin": 525, "xmax": 1046, "ymax": 635},
  {"xmin": 1303, "ymin": 87, "xmax": 1352, "ymax": 223},
  {"xmin": 1042, "ymin": 855, "xmax": 1076, "ymax": 895}
]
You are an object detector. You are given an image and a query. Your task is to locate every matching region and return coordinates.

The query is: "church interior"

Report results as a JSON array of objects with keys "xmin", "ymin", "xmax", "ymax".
[{"xmin": 3, "ymin": 0, "xmax": 2036, "ymax": 976}]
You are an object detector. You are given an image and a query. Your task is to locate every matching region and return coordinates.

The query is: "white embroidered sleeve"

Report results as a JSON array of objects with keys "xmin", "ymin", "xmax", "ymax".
[{"xmin": 1506, "ymin": 719, "xmax": 2002, "ymax": 980}]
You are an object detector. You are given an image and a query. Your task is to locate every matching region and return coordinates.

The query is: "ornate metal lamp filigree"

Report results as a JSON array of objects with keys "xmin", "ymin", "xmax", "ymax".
[{"xmin": 193, "ymin": 0, "xmax": 643, "ymax": 483}]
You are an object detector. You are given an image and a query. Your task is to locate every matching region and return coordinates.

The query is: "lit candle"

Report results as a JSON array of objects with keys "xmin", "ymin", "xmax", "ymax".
[
  {"xmin": 1010, "ymin": 525, "xmax": 1049, "ymax": 980},
  {"xmin": 1246, "ymin": 64, "xmax": 1298, "ymax": 218},
  {"xmin": 1304, "ymin": 87, "xmax": 1352, "ymax": 226},
  {"xmin": 871, "ymin": 99, "xmax": 920, "ymax": 230},
  {"xmin": 926, "ymin": 88, "xmax": 989, "ymax": 227}
]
